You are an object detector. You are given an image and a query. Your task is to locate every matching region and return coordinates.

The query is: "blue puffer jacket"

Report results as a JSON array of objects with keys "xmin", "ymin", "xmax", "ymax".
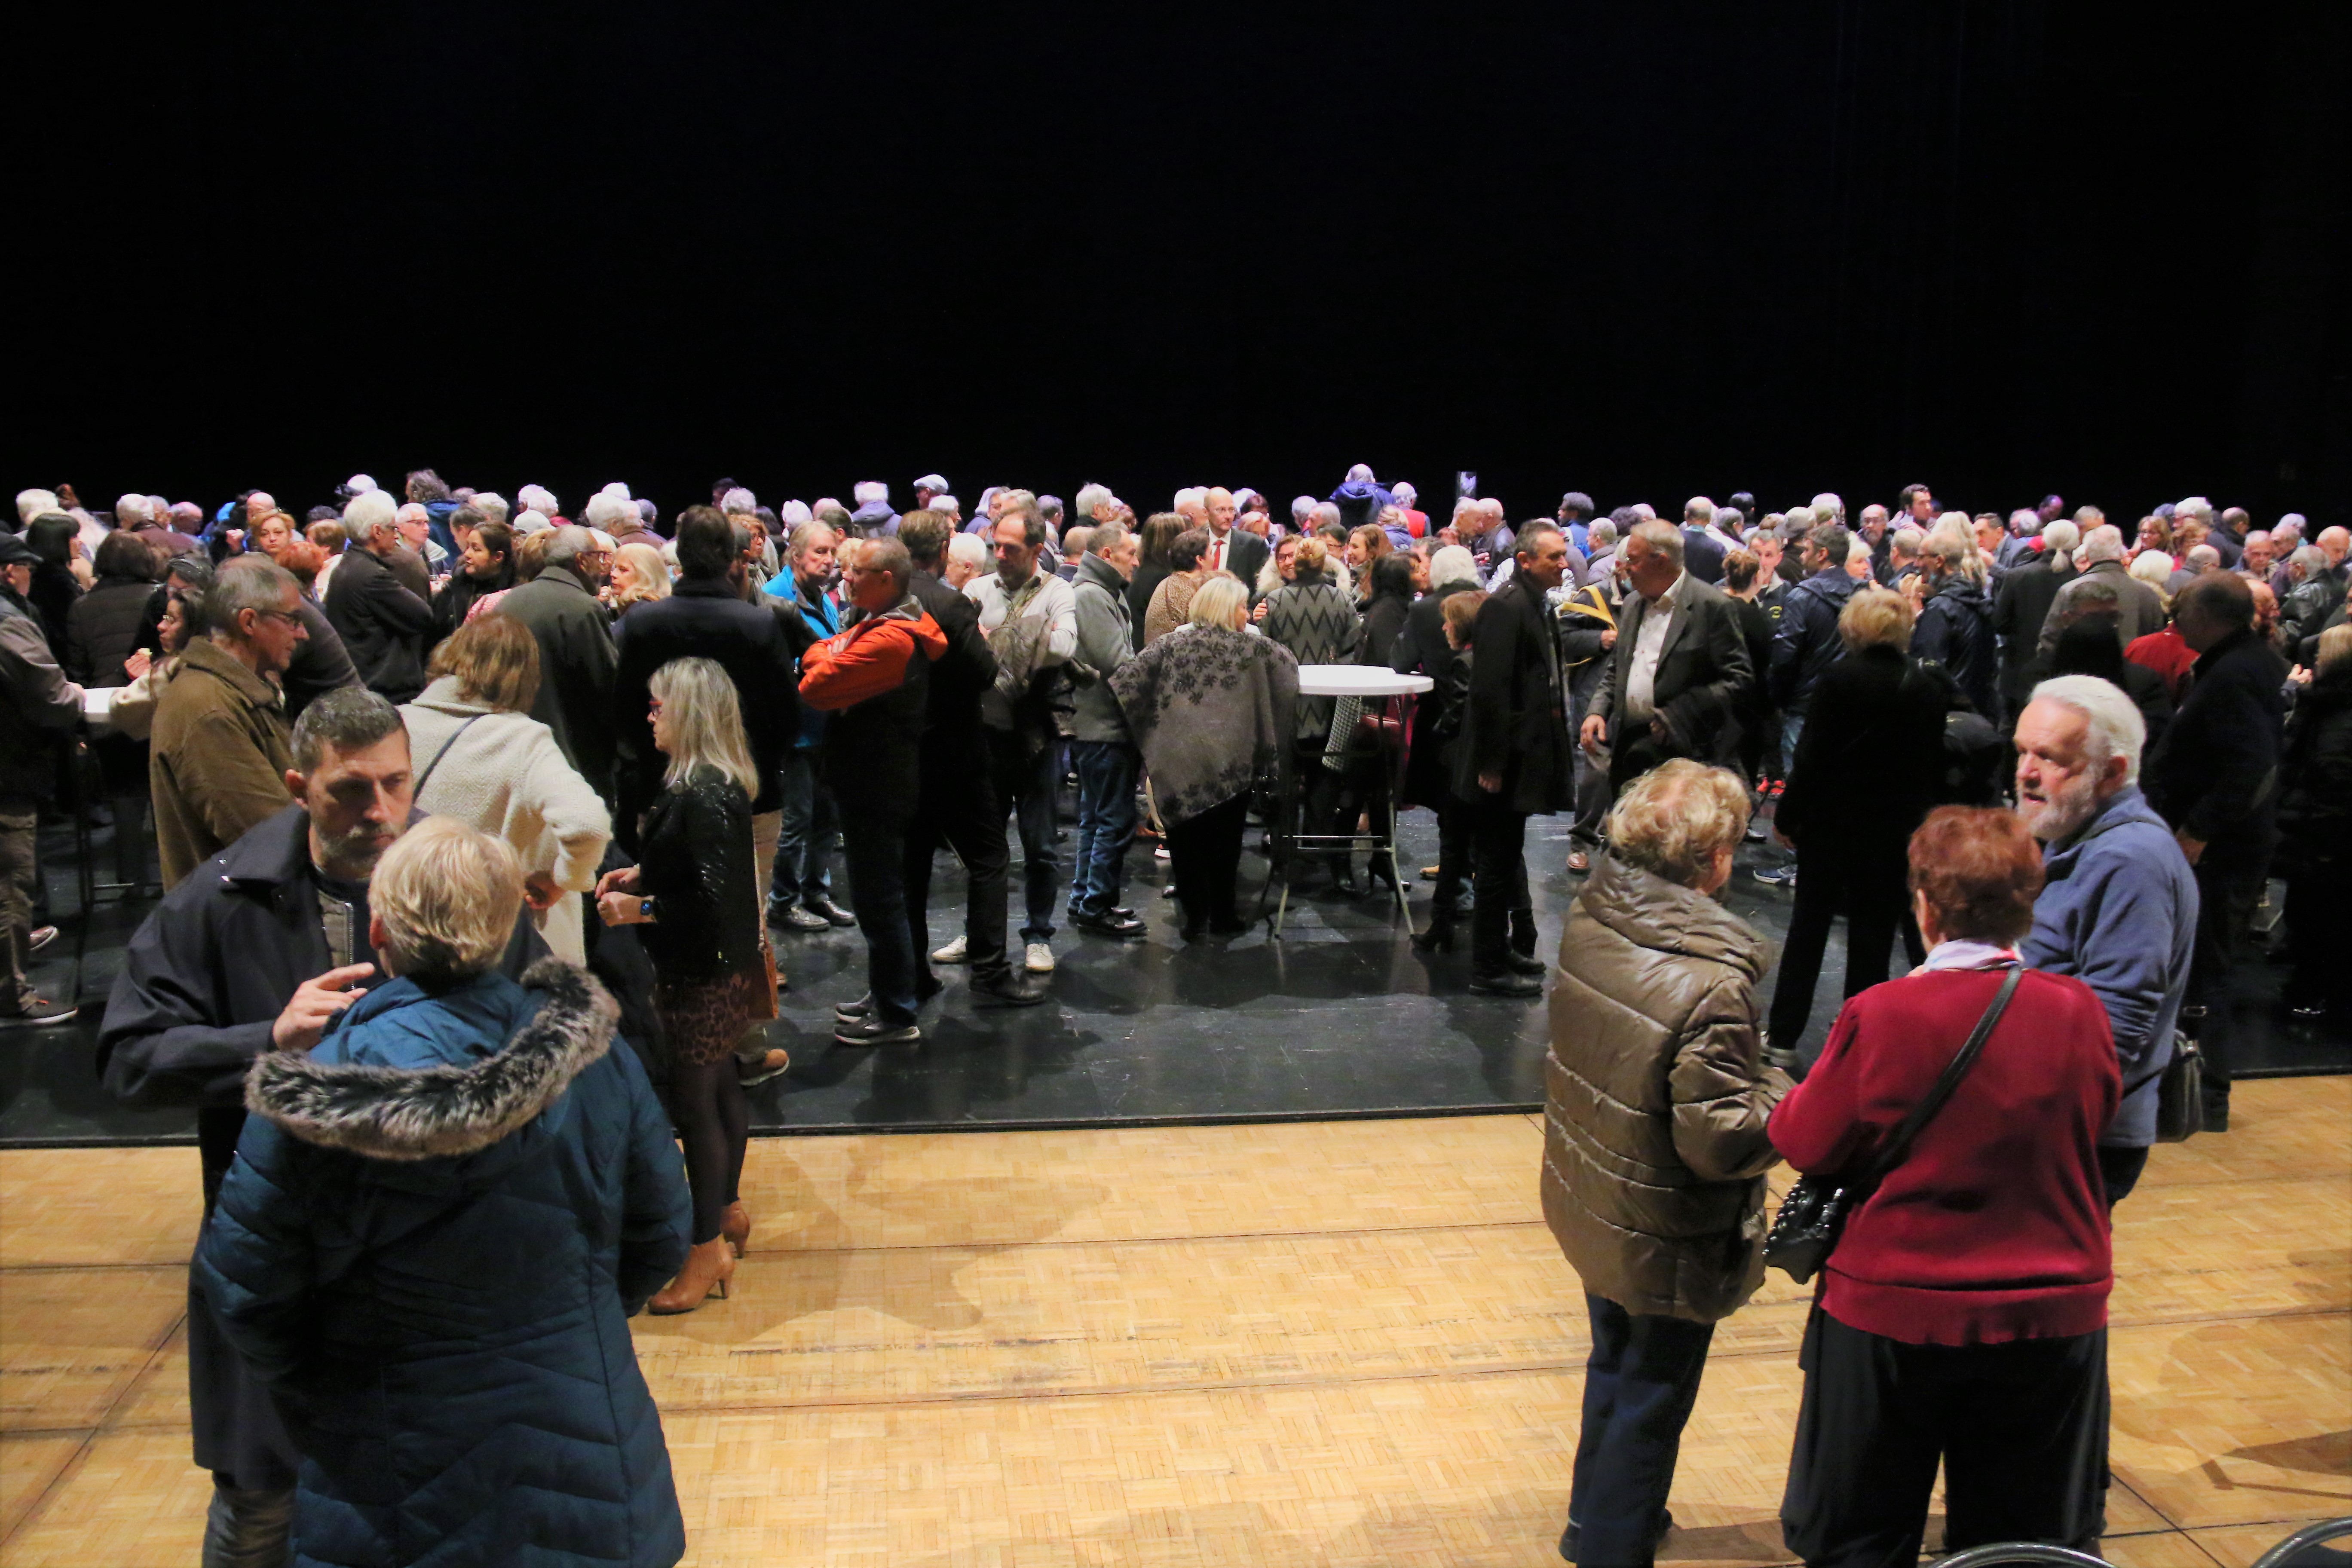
[
  {"xmin": 195, "ymin": 959, "xmax": 692, "ymax": 1568},
  {"xmin": 1768, "ymin": 567, "xmax": 1858, "ymax": 714}
]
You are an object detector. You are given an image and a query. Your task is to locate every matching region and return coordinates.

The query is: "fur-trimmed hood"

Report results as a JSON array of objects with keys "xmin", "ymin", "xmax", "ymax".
[{"xmin": 245, "ymin": 957, "xmax": 618, "ymax": 1162}]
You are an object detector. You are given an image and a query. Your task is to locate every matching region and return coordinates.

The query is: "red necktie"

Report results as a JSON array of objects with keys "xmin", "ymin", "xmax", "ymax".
[{"xmin": 1211, "ymin": 537, "xmax": 1225, "ymax": 571}]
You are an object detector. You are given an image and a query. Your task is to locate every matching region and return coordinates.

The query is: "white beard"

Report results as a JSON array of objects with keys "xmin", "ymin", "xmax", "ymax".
[{"xmin": 2020, "ymin": 771, "xmax": 2101, "ymax": 842}]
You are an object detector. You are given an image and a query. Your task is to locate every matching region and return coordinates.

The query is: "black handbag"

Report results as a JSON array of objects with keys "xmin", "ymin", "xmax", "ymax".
[
  {"xmin": 2153, "ymin": 1030, "xmax": 2204, "ymax": 1143},
  {"xmin": 1764, "ymin": 965, "xmax": 2023, "ymax": 1284}
]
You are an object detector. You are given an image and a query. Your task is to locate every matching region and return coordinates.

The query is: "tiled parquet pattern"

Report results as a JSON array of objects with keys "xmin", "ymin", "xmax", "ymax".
[{"xmin": 2, "ymin": 1081, "xmax": 2344, "ymax": 1565}]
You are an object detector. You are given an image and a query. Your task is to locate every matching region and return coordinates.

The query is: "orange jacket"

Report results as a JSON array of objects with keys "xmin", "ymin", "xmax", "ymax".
[{"xmin": 797, "ymin": 600, "xmax": 948, "ymax": 711}]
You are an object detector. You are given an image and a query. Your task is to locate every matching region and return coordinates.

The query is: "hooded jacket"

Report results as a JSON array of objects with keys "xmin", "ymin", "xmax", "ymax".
[
  {"xmin": 1911, "ymin": 576, "xmax": 1998, "ymax": 714},
  {"xmin": 1541, "ymin": 853, "xmax": 1790, "ymax": 1323},
  {"xmin": 1767, "ymin": 567, "xmax": 1858, "ymax": 714},
  {"xmin": 196, "ymin": 959, "xmax": 692, "ymax": 1568},
  {"xmin": 799, "ymin": 596, "xmax": 947, "ymax": 817}
]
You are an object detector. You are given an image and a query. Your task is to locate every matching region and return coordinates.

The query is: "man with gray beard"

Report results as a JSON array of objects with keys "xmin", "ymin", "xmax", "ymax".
[{"xmin": 2012, "ymin": 676, "xmax": 2199, "ymax": 1203}]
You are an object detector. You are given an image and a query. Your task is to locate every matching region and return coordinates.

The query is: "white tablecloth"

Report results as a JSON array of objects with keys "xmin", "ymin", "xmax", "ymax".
[
  {"xmin": 83, "ymin": 686, "xmax": 122, "ymax": 726},
  {"xmin": 1295, "ymin": 665, "xmax": 1433, "ymax": 698}
]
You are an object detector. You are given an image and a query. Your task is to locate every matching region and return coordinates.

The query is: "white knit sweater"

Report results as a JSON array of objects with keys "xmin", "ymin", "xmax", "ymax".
[{"xmin": 399, "ymin": 677, "xmax": 613, "ymax": 962}]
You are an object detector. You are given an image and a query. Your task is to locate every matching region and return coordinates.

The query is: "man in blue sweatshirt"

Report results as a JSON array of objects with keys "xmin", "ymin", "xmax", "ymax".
[{"xmin": 2014, "ymin": 675, "xmax": 2199, "ymax": 1204}]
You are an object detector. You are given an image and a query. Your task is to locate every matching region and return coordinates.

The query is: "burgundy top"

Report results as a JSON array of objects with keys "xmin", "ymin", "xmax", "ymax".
[{"xmin": 1769, "ymin": 967, "xmax": 2120, "ymax": 1346}]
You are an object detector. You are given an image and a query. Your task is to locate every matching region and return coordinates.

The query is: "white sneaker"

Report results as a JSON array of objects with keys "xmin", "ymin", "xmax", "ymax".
[
  {"xmin": 1154, "ymin": 844, "xmax": 1171, "ymax": 862},
  {"xmin": 1025, "ymin": 941, "xmax": 1056, "ymax": 974},
  {"xmin": 931, "ymin": 934, "xmax": 968, "ymax": 964}
]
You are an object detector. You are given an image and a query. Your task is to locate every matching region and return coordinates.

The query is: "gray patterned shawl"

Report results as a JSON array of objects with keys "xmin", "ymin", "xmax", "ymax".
[{"xmin": 1109, "ymin": 626, "xmax": 1300, "ymax": 827}]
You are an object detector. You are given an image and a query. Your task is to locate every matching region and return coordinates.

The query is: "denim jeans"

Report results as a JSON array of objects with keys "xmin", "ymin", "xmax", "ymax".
[
  {"xmin": 986, "ymin": 727, "xmax": 1060, "ymax": 942},
  {"xmin": 770, "ymin": 751, "xmax": 837, "ymax": 910},
  {"xmin": 1067, "ymin": 740, "xmax": 1140, "ymax": 917},
  {"xmin": 1568, "ymin": 1294, "xmax": 1717, "ymax": 1568},
  {"xmin": 839, "ymin": 805, "xmax": 919, "ymax": 1027}
]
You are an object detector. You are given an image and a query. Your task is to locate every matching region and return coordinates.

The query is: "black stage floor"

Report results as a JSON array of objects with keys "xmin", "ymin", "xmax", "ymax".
[{"xmin": 3, "ymin": 805, "xmax": 2343, "ymax": 1147}]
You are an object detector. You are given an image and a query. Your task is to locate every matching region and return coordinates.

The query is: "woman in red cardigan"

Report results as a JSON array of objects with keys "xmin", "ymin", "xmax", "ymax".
[{"xmin": 1770, "ymin": 806, "xmax": 2122, "ymax": 1568}]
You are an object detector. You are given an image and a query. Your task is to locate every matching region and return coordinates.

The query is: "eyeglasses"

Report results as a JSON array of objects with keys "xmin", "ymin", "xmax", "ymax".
[{"xmin": 251, "ymin": 607, "xmax": 303, "ymax": 627}]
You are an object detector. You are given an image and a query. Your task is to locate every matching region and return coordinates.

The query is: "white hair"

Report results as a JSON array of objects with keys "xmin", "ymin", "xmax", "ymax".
[
  {"xmin": 1173, "ymin": 487, "xmax": 1206, "ymax": 511},
  {"xmin": 1810, "ymin": 492, "xmax": 1844, "ymax": 522},
  {"xmin": 2276, "ymin": 512, "xmax": 2306, "ymax": 533},
  {"xmin": 1312, "ymin": 502, "xmax": 1343, "ymax": 529},
  {"xmin": 1428, "ymin": 545, "xmax": 1479, "ymax": 589},
  {"xmin": 1586, "ymin": 519, "xmax": 1618, "ymax": 550},
  {"xmin": 1291, "ymin": 496, "xmax": 1317, "ymax": 521},
  {"xmin": 512, "ymin": 509, "xmax": 553, "ymax": 534},
  {"xmin": 1632, "ymin": 502, "xmax": 1657, "ymax": 521},
  {"xmin": 584, "ymin": 493, "xmax": 633, "ymax": 529},
  {"xmin": 2042, "ymin": 519, "xmax": 2081, "ymax": 554},
  {"xmin": 2080, "ymin": 524, "xmax": 2126, "ymax": 564},
  {"xmin": 2029, "ymin": 675, "xmax": 2147, "ymax": 785},
  {"xmin": 931, "ymin": 494, "xmax": 960, "ymax": 515},
  {"xmin": 345, "ymin": 474, "xmax": 380, "ymax": 495},
  {"xmin": 600, "ymin": 481, "xmax": 631, "ymax": 501},
  {"xmin": 343, "ymin": 489, "xmax": 398, "ymax": 545},
  {"xmin": 853, "ymin": 481, "xmax": 889, "ymax": 506},
  {"xmin": 2009, "ymin": 509, "xmax": 2040, "ymax": 533},
  {"xmin": 1684, "ymin": 496, "xmax": 1715, "ymax": 526},
  {"xmin": 946, "ymin": 533, "xmax": 989, "ymax": 569},
  {"xmin": 1073, "ymin": 482, "xmax": 1115, "ymax": 518},
  {"xmin": 1345, "ymin": 463, "xmax": 1375, "ymax": 486},
  {"xmin": 395, "ymin": 501, "xmax": 431, "ymax": 526},
  {"xmin": 518, "ymin": 484, "xmax": 558, "ymax": 516},
  {"xmin": 2129, "ymin": 551, "xmax": 2175, "ymax": 588},
  {"xmin": 719, "ymin": 487, "xmax": 758, "ymax": 516},
  {"xmin": 780, "ymin": 499, "xmax": 812, "ymax": 527},
  {"xmin": 15, "ymin": 489, "xmax": 58, "ymax": 526},
  {"xmin": 115, "ymin": 493, "xmax": 154, "ymax": 525},
  {"xmin": 1392, "ymin": 481, "xmax": 1417, "ymax": 505},
  {"xmin": 2175, "ymin": 496, "xmax": 2214, "ymax": 524},
  {"xmin": 472, "ymin": 492, "xmax": 509, "ymax": 525}
]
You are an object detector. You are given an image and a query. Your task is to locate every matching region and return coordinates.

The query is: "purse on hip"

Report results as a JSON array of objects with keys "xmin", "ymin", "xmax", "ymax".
[
  {"xmin": 1764, "ymin": 965, "xmax": 2022, "ymax": 1284},
  {"xmin": 2153, "ymin": 1030, "xmax": 2203, "ymax": 1143}
]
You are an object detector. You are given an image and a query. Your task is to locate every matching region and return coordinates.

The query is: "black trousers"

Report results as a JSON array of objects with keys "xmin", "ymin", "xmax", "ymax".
[
  {"xmin": 2284, "ymin": 856, "xmax": 2347, "ymax": 1013},
  {"xmin": 1467, "ymin": 800, "xmax": 1534, "ymax": 972},
  {"xmin": 1782, "ymin": 1308, "xmax": 2109, "ymax": 1568},
  {"xmin": 906, "ymin": 739, "xmax": 1014, "ymax": 984},
  {"xmin": 1766, "ymin": 849, "xmax": 1923, "ymax": 1057},
  {"xmin": 1165, "ymin": 793, "xmax": 1249, "ymax": 928},
  {"xmin": 2098, "ymin": 1144, "xmax": 2150, "ymax": 1207},
  {"xmin": 1427, "ymin": 797, "xmax": 1473, "ymax": 927},
  {"xmin": 1567, "ymin": 1294, "xmax": 1716, "ymax": 1568},
  {"xmin": 2187, "ymin": 848, "xmax": 2266, "ymax": 1094}
]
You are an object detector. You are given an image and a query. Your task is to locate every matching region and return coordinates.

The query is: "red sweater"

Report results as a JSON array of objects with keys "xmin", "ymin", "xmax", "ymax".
[{"xmin": 1768, "ymin": 968, "xmax": 2120, "ymax": 1346}]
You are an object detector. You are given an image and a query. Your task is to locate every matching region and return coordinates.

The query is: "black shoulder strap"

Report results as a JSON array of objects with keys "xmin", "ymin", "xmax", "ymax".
[{"xmin": 1862, "ymin": 964, "xmax": 2022, "ymax": 1182}]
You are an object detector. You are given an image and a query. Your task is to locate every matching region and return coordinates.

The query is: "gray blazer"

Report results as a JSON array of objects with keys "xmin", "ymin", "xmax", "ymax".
[{"xmin": 1586, "ymin": 573, "xmax": 1754, "ymax": 766}]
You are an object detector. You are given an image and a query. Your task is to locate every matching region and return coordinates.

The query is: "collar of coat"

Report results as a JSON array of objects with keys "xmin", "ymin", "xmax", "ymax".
[
  {"xmin": 242, "ymin": 957, "xmax": 617, "ymax": 1161},
  {"xmin": 178, "ymin": 635, "xmax": 285, "ymax": 712},
  {"xmin": 1580, "ymin": 852, "xmax": 1767, "ymax": 980}
]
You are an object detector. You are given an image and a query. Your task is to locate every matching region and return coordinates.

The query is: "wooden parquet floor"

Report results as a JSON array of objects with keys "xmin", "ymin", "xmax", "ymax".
[{"xmin": 2, "ymin": 1079, "xmax": 2344, "ymax": 1565}]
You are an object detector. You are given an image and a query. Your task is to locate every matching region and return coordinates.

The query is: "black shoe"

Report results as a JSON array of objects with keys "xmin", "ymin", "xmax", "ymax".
[
  {"xmin": 1071, "ymin": 909, "xmax": 1146, "ymax": 940},
  {"xmin": 28, "ymin": 925, "xmax": 56, "ymax": 953},
  {"xmin": 834, "ymin": 992, "xmax": 872, "ymax": 1022},
  {"xmin": 1505, "ymin": 952, "xmax": 1545, "ymax": 976},
  {"xmin": 1411, "ymin": 923, "xmax": 1455, "ymax": 953},
  {"xmin": 970, "ymin": 971, "xmax": 1050, "ymax": 1007},
  {"xmin": 805, "ymin": 896, "xmax": 858, "ymax": 928},
  {"xmin": 1181, "ymin": 916, "xmax": 1208, "ymax": 941},
  {"xmin": 2201, "ymin": 1093, "xmax": 2231, "ymax": 1133},
  {"xmin": 1207, "ymin": 916, "xmax": 1253, "ymax": 937},
  {"xmin": 1559, "ymin": 1509, "xmax": 1672, "ymax": 1563},
  {"xmin": 834, "ymin": 1016, "xmax": 921, "ymax": 1046},
  {"xmin": 0, "ymin": 994, "xmax": 76, "ymax": 1026},
  {"xmin": 1469, "ymin": 971, "xmax": 1544, "ymax": 998},
  {"xmin": 772, "ymin": 903, "xmax": 831, "ymax": 932}
]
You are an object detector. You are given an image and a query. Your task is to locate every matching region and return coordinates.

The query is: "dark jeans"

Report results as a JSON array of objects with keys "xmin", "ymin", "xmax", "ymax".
[
  {"xmin": 1766, "ymin": 849, "xmax": 1923, "ymax": 1057},
  {"xmin": 986, "ymin": 727, "xmax": 1060, "ymax": 942},
  {"xmin": 2187, "ymin": 849, "xmax": 2266, "ymax": 1094},
  {"xmin": 841, "ymin": 807, "xmax": 919, "ymax": 1027},
  {"xmin": 0, "ymin": 802, "xmax": 39, "ymax": 1012},
  {"xmin": 2284, "ymin": 858, "xmax": 2346, "ymax": 1012},
  {"xmin": 1782, "ymin": 1307, "xmax": 2109, "ymax": 1568},
  {"xmin": 1067, "ymin": 740, "xmax": 1140, "ymax": 917},
  {"xmin": 1165, "ymin": 793, "xmax": 1249, "ymax": 927},
  {"xmin": 906, "ymin": 739, "xmax": 1013, "ymax": 985},
  {"xmin": 1428, "ymin": 797, "xmax": 1473, "ymax": 925},
  {"xmin": 203, "ymin": 1477, "xmax": 294, "ymax": 1568},
  {"xmin": 1467, "ymin": 800, "xmax": 1534, "ymax": 973},
  {"xmin": 2098, "ymin": 1144, "xmax": 2150, "ymax": 1207},
  {"xmin": 1567, "ymin": 1293, "xmax": 1717, "ymax": 1568},
  {"xmin": 769, "ymin": 750, "xmax": 838, "ymax": 910}
]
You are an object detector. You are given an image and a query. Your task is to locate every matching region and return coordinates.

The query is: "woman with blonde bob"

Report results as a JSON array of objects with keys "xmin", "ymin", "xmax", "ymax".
[
  {"xmin": 196, "ymin": 816, "xmax": 695, "ymax": 1568},
  {"xmin": 1765, "ymin": 586, "xmax": 1951, "ymax": 1066},
  {"xmin": 594, "ymin": 656, "xmax": 768, "ymax": 1312},
  {"xmin": 1541, "ymin": 759, "xmax": 1789, "ymax": 1567},
  {"xmin": 400, "ymin": 614, "xmax": 613, "ymax": 963},
  {"xmin": 604, "ymin": 541, "xmax": 671, "ymax": 622}
]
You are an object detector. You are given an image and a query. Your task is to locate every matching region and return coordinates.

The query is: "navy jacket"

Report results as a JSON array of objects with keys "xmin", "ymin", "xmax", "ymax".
[
  {"xmin": 1767, "ymin": 568, "xmax": 1857, "ymax": 714},
  {"xmin": 196, "ymin": 960, "xmax": 691, "ymax": 1568},
  {"xmin": 1912, "ymin": 578, "xmax": 1998, "ymax": 715},
  {"xmin": 2144, "ymin": 626, "xmax": 2288, "ymax": 858}
]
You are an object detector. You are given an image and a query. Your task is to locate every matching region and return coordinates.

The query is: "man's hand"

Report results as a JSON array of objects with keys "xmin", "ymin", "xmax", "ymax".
[
  {"xmin": 271, "ymin": 964, "xmax": 376, "ymax": 1052},
  {"xmin": 522, "ymin": 871, "xmax": 564, "ymax": 913},
  {"xmin": 593, "ymin": 864, "xmax": 641, "ymax": 900},
  {"xmin": 1599, "ymin": 627, "xmax": 1618, "ymax": 650},
  {"xmin": 1477, "ymin": 770, "xmax": 1503, "ymax": 794},
  {"xmin": 1579, "ymin": 714, "xmax": 1608, "ymax": 754},
  {"xmin": 2174, "ymin": 831, "xmax": 2206, "ymax": 867}
]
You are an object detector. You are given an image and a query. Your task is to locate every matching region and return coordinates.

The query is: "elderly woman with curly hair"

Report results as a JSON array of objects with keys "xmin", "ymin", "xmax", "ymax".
[{"xmin": 1542, "ymin": 759, "xmax": 1791, "ymax": 1568}]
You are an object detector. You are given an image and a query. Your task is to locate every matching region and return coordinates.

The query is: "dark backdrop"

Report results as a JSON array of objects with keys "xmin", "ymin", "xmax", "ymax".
[{"xmin": 19, "ymin": 1, "xmax": 2347, "ymax": 530}]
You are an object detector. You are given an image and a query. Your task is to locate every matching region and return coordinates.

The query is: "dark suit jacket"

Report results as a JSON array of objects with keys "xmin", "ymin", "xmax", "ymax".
[
  {"xmin": 1586, "ymin": 573, "xmax": 1754, "ymax": 767},
  {"xmin": 1681, "ymin": 528, "xmax": 1727, "ymax": 585},
  {"xmin": 1455, "ymin": 578, "xmax": 1574, "ymax": 814},
  {"xmin": 611, "ymin": 578, "xmax": 800, "ymax": 840},
  {"xmin": 1209, "ymin": 529, "xmax": 1267, "ymax": 588},
  {"xmin": 322, "ymin": 545, "xmax": 433, "ymax": 702}
]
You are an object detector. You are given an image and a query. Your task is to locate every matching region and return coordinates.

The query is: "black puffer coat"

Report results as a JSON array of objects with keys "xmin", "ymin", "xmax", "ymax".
[{"xmin": 2279, "ymin": 661, "xmax": 2352, "ymax": 859}]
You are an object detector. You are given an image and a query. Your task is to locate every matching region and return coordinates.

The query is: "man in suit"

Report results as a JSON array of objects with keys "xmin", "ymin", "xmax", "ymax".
[
  {"xmin": 1200, "ymin": 487, "xmax": 1268, "ymax": 585},
  {"xmin": 1456, "ymin": 524, "xmax": 1577, "ymax": 997},
  {"xmin": 1680, "ymin": 497, "xmax": 1728, "ymax": 585},
  {"xmin": 1581, "ymin": 521, "xmax": 1755, "ymax": 795},
  {"xmin": 323, "ymin": 490, "xmax": 434, "ymax": 703}
]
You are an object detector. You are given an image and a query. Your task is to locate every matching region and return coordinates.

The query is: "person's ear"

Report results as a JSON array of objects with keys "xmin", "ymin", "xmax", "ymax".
[
  {"xmin": 367, "ymin": 912, "xmax": 395, "ymax": 974},
  {"xmin": 284, "ymin": 769, "xmax": 308, "ymax": 804}
]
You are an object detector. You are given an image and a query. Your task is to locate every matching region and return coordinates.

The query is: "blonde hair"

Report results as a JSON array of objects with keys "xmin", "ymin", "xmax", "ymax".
[
  {"xmin": 2318, "ymin": 624, "xmax": 2352, "ymax": 676},
  {"xmin": 1188, "ymin": 574, "xmax": 1250, "ymax": 630},
  {"xmin": 428, "ymin": 612, "xmax": 541, "ymax": 713},
  {"xmin": 1605, "ymin": 759, "xmax": 1751, "ymax": 888},
  {"xmin": 1839, "ymin": 585, "xmax": 1915, "ymax": 654},
  {"xmin": 611, "ymin": 542, "xmax": 670, "ymax": 609},
  {"xmin": 1294, "ymin": 536, "xmax": 1331, "ymax": 575},
  {"xmin": 649, "ymin": 657, "xmax": 759, "ymax": 797},
  {"xmin": 370, "ymin": 816, "xmax": 523, "ymax": 982}
]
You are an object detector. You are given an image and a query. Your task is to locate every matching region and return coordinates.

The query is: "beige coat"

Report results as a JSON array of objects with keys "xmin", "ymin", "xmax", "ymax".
[
  {"xmin": 400, "ymin": 678, "xmax": 613, "ymax": 962},
  {"xmin": 1541, "ymin": 853, "xmax": 1790, "ymax": 1323}
]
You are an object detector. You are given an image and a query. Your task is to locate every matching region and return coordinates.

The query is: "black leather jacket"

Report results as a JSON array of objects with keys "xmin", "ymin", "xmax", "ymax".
[{"xmin": 637, "ymin": 764, "xmax": 762, "ymax": 983}]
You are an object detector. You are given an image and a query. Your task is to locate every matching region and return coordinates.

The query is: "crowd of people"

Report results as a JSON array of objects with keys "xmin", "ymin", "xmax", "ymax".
[{"xmin": 0, "ymin": 465, "xmax": 2338, "ymax": 1566}]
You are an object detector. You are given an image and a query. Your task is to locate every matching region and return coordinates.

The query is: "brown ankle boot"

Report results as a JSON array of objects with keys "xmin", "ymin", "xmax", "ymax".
[{"xmin": 648, "ymin": 1238, "xmax": 736, "ymax": 1315}]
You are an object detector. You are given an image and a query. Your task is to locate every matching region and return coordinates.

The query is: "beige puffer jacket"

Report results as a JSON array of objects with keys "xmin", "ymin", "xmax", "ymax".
[{"xmin": 1541, "ymin": 852, "xmax": 1791, "ymax": 1323}]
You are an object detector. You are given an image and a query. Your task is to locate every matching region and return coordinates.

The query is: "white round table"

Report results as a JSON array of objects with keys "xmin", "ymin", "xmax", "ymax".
[
  {"xmin": 1264, "ymin": 668, "xmax": 1432, "ymax": 934},
  {"xmin": 1294, "ymin": 665, "xmax": 1433, "ymax": 698}
]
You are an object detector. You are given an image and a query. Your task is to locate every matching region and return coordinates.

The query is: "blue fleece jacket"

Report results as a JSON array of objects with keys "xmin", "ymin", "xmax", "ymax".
[{"xmin": 2018, "ymin": 784, "xmax": 2199, "ymax": 1147}]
